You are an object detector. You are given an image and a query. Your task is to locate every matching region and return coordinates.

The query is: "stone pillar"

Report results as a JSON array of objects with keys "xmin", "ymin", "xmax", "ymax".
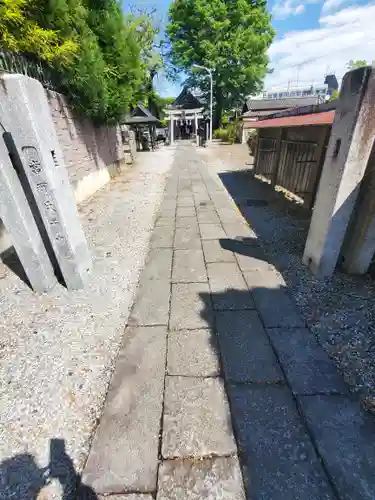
[
  {"xmin": 0, "ymin": 74, "xmax": 92, "ymax": 290},
  {"xmin": 170, "ymin": 116, "xmax": 174, "ymax": 145},
  {"xmin": 0, "ymin": 134, "xmax": 56, "ymax": 292},
  {"xmin": 194, "ymin": 113, "xmax": 199, "ymax": 146},
  {"xmin": 303, "ymin": 66, "xmax": 375, "ymax": 278},
  {"xmin": 341, "ymin": 145, "xmax": 375, "ymax": 274}
]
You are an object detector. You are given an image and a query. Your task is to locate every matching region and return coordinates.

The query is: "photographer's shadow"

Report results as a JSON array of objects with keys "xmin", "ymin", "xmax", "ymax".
[{"xmin": 0, "ymin": 439, "xmax": 97, "ymax": 500}]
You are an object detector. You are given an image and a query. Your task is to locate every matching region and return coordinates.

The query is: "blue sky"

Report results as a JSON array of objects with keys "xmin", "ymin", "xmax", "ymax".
[{"xmin": 126, "ymin": 0, "xmax": 375, "ymax": 97}]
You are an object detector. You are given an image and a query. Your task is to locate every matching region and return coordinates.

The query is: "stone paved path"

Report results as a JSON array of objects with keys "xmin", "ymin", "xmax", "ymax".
[{"xmin": 83, "ymin": 143, "xmax": 375, "ymax": 500}]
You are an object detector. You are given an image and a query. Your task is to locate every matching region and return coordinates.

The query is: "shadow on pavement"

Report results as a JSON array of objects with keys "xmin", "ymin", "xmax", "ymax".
[{"xmin": 0, "ymin": 439, "xmax": 97, "ymax": 499}]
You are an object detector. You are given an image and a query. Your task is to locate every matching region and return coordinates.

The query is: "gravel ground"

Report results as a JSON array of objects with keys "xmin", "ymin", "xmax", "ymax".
[
  {"xmin": 203, "ymin": 144, "xmax": 375, "ymax": 414},
  {"xmin": 0, "ymin": 146, "xmax": 175, "ymax": 494}
]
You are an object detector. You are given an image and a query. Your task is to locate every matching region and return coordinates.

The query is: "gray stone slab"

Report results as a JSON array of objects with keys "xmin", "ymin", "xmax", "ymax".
[
  {"xmin": 202, "ymin": 239, "xmax": 237, "ymax": 263},
  {"xmin": 199, "ymin": 223, "xmax": 226, "ymax": 240},
  {"xmin": 172, "ymin": 248, "xmax": 207, "ymax": 283},
  {"xmin": 268, "ymin": 328, "xmax": 348, "ymax": 395},
  {"xmin": 177, "ymin": 206, "xmax": 196, "ymax": 218},
  {"xmin": 0, "ymin": 138, "xmax": 56, "ymax": 292},
  {"xmin": 215, "ymin": 310, "xmax": 283, "ymax": 383},
  {"xmin": 223, "ymin": 222, "xmax": 256, "ymax": 239},
  {"xmin": 216, "ymin": 207, "xmax": 241, "ymax": 222},
  {"xmin": 170, "ymin": 282, "xmax": 213, "ymax": 330},
  {"xmin": 128, "ymin": 279, "xmax": 170, "ymax": 326},
  {"xmin": 177, "ymin": 197, "xmax": 195, "ymax": 207},
  {"xmin": 174, "ymin": 226, "xmax": 201, "ymax": 250},
  {"xmin": 155, "ymin": 216, "xmax": 175, "ymax": 227},
  {"xmin": 167, "ymin": 329, "xmax": 220, "ymax": 377},
  {"xmin": 207, "ymin": 262, "xmax": 255, "ymax": 310},
  {"xmin": 244, "ymin": 267, "xmax": 285, "ymax": 290},
  {"xmin": 83, "ymin": 326, "xmax": 166, "ymax": 494},
  {"xmin": 162, "ymin": 376, "xmax": 237, "ymax": 458},
  {"xmin": 253, "ymin": 288, "xmax": 304, "ymax": 328},
  {"xmin": 197, "ymin": 210, "xmax": 221, "ymax": 224},
  {"xmin": 141, "ymin": 248, "xmax": 173, "ymax": 281},
  {"xmin": 99, "ymin": 496, "xmax": 153, "ymax": 500},
  {"xmin": 150, "ymin": 226, "xmax": 174, "ymax": 248},
  {"xmin": 175, "ymin": 216, "xmax": 198, "ymax": 229},
  {"xmin": 157, "ymin": 456, "xmax": 246, "ymax": 500},
  {"xmin": 0, "ymin": 74, "xmax": 91, "ymax": 290},
  {"xmin": 299, "ymin": 395, "xmax": 375, "ymax": 500},
  {"xmin": 229, "ymin": 385, "xmax": 335, "ymax": 500},
  {"xmin": 160, "ymin": 199, "xmax": 177, "ymax": 211}
]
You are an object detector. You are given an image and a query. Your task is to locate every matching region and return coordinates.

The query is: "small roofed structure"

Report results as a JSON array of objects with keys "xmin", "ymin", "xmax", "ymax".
[
  {"xmin": 163, "ymin": 87, "xmax": 208, "ymax": 146},
  {"xmin": 121, "ymin": 104, "xmax": 162, "ymax": 151}
]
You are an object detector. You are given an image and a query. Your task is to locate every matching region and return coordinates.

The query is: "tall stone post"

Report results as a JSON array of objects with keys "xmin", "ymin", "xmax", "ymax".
[
  {"xmin": 0, "ymin": 74, "xmax": 92, "ymax": 290},
  {"xmin": 0, "ymin": 136, "xmax": 56, "ymax": 292},
  {"xmin": 303, "ymin": 66, "xmax": 375, "ymax": 278},
  {"xmin": 170, "ymin": 116, "xmax": 174, "ymax": 145},
  {"xmin": 195, "ymin": 113, "xmax": 199, "ymax": 146},
  {"xmin": 341, "ymin": 146, "xmax": 375, "ymax": 274}
]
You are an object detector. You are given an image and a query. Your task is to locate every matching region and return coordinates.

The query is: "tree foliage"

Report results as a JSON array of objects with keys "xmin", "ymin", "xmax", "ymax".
[
  {"xmin": 347, "ymin": 60, "xmax": 368, "ymax": 70},
  {"xmin": 0, "ymin": 0, "xmax": 161, "ymax": 123},
  {"xmin": 166, "ymin": 0, "xmax": 274, "ymax": 126}
]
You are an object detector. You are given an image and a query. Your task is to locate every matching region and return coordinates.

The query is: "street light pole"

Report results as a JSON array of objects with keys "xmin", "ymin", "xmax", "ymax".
[{"xmin": 192, "ymin": 64, "xmax": 213, "ymax": 142}]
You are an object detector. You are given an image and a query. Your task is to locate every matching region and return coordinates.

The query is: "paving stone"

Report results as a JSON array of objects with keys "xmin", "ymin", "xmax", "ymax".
[
  {"xmin": 172, "ymin": 249, "xmax": 207, "ymax": 283},
  {"xmin": 160, "ymin": 199, "xmax": 177, "ymax": 211},
  {"xmin": 155, "ymin": 216, "xmax": 175, "ymax": 227},
  {"xmin": 253, "ymin": 288, "xmax": 304, "ymax": 328},
  {"xmin": 157, "ymin": 456, "xmax": 246, "ymax": 500},
  {"xmin": 141, "ymin": 248, "xmax": 173, "ymax": 281},
  {"xmin": 177, "ymin": 197, "xmax": 195, "ymax": 207},
  {"xmin": 197, "ymin": 210, "xmax": 221, "ymax": 224},
  {"xmin": 228, "ymin": 385, "xmax": 335, "ymax": 500},
  {"xmin": 177, "ymin": 206, "xmax": 196, "ymax": 217},
  {"xmin": 299, "ymin": 395, "xmax": 375, "ymax": 500},
  {"xmin": 128, "ymin": 279, "xmax": 170, "ymax": 326},
  {"xmin": 174, "ymin": 226, "xmax": 201, "ymax": 249},
  {"xmin": 202, "ymin": 239, "xmax": 237, "ymax": 263},
  {"xmin": 223, "ymin": 222, "xmax": 256, "ymax": 239},
  {"xmin": 162, "ymin": 376, "xmax": 237, "ymax": 458},
  {"xmin": 207, "ymin": 262, "xmax": 255, "ymax": 310},
  {"xmin": 167, "ymin": 329, "xmax": 220, "ymax": 377},
  {"xmin": 99, "ymin": 496, "xmax": 153, "ymax": 500},
  {"xmin": 83, "ymin": 326, "xmax": 166, "ymax": 494},
  {"xmin": 244, "ymin": 267, "xmax": 285, "ymax": 289},
  {"xmin": 175, "ymin": 216, "xmax": 199, "ymax": 229},
  {"xmin": 150, "ymin": 226, "xmax": 174, "ymax": 248},
  {"xmin": 199, "ymin": 223, "xmax": 226, "ymax": 240},
  {"xmin": 268, "ymin": 328, "xmax": 348, "ymax": 395},
  {"xmin": 170, "ymin": 282, "xmax": 213, "ymax": 330},
  {"xmin": 215, "ymin": 310, "xmax": 283, "ymax": 383},
  {"xmin": 216, "ymin": 207, "xmax": 241, "ymax": 222},
  {"xmin": 244, "ymin": 269, "xmax": 303, "ymax": 327}
]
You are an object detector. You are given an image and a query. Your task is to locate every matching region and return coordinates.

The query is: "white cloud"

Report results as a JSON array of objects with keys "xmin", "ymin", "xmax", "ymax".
[
  {"xmin": 272, "ymin": 0, "xmax": 318, "ymax": 19},
  {"xmin": 266, "ymin": 3, "xmax": 375, "ymax": 91},
  {"xmin": 322, "ymin": 0, "xmax": 346, "ymax": 14}
]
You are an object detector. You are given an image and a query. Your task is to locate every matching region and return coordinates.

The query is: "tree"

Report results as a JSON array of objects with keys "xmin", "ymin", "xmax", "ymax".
[
  {"xmin": 329, "ymin": 89, "xmax": 339, "ymax": 102},
  {"xmin": 166, "ymin": 0, "xmax": 274, "ymax": 127},
  {"xmin": 0, "ymin": 0, "xmax": 162, "ymax": 123},
  {"xmin": 0, "ymin": 0, "xmax": 78, "ymax": 65},
  {"xmin": 347, "ymin": 60, "xmax": 368, "ymax": 70}
]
